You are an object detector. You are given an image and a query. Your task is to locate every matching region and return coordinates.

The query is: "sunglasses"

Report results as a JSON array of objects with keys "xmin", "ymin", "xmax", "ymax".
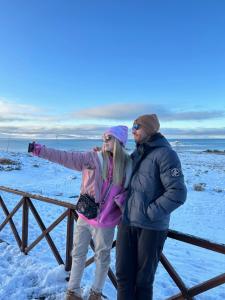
[
  {"xmin": 132, "ymin": 123, "xmax": 141, "ymax": 130},
  {"xmin": 103, "ymin": 135, "xmax": 114, "ymax": 142}
]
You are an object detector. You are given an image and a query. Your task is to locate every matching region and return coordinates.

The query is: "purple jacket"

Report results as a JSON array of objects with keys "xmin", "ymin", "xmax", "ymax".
[{"xmin": 39, "ymin": 146, "xmax": 132, "ymax": 228}]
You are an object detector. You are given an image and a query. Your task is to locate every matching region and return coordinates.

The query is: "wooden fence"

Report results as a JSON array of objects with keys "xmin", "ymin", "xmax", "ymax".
[{"xmin": 0, "ymin": 186, "xmax": 225, "ymax": 300}]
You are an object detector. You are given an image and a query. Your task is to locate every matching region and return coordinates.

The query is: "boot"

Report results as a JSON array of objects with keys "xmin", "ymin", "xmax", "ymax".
[
  {"xmin": 88, "ymin": 289, "xmax": 107, "ymax": 300},
  {"xmin": 65, "ymin": 290, "xmax": 83, "ymax": 300}
]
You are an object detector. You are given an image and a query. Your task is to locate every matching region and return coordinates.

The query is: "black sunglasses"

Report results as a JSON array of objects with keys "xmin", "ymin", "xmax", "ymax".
[
  {"xmin": 132, "ymin": 123, "xmax": 141, "ymax": 130},
  {"xmin": 103, "ymin": 135, "xmax": 113, "ymax": 142}
]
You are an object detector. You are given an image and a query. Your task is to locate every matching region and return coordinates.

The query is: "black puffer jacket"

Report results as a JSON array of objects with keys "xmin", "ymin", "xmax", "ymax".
[{"xmin": 122, "ymin": 133, "xmax": 187, "ymax": 230}]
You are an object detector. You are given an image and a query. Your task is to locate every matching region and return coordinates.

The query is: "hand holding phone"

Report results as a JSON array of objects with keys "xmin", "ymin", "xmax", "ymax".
[{"xmin": 28, "ymin": 142, "xmax": 36, "ymax": 153}]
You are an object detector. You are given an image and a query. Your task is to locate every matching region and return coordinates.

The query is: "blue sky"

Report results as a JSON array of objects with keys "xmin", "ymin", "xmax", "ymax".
[{"xmin": 0, "ymin": 0, "xmax": 225, "ymax": 139}]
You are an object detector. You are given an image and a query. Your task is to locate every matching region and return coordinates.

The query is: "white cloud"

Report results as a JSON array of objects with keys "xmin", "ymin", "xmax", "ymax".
[
  {"xmin": 0, "ymin": 98, "xmax": 63, "ymax": 123},
  {"xmin": 0, "ymin": 98, "xmax": 41, "ymax": 115},
  {"xmin": 1, "ymin": 99, "xmax": 225, "ymax": 138},
  {"xmin": 0, "ymin": 124, "xmax": 111, "ymax": 139},
  {"xmin": 72, "ymin": 103, "xmax": 225, "ymax": 122},
  {"xmin": 71, "ymin": 103, "xmax": 159, "ymax": 120},
  {"xmin": 162, "ymin": 127, "xmax": 225, "ymax": 137},
  {"xmin": 2, "ymin": 99, "xmax": 225, "ymax": 125},
  {"xmin": 0, "ymin": 124, "xmax": 225, "ymax": 139},
  {"xmin": 161, "ymin": 110, "xmax": 225, "ymax": 121}
]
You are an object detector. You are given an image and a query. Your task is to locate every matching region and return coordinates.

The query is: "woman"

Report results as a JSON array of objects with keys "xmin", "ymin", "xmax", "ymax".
[{"xmin": 31, "ymin": 126, "xmax": 132, "ymax": 300}]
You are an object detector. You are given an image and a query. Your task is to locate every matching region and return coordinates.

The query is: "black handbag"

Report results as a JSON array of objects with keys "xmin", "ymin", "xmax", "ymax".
[{"xmin": 76, "ymin": 194, "xmax": 99, "ymax": 219}]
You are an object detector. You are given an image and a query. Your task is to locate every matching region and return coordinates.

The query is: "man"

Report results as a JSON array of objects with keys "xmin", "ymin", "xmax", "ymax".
[{"xmin": 116, "ymin": 114, "xmax": 187, "ymax": 300}]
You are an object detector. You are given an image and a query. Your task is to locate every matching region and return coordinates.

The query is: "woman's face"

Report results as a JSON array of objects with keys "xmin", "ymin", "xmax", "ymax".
[{"xmin": 102, "ymin": 135, "xmax": 115, "ymax": 153}]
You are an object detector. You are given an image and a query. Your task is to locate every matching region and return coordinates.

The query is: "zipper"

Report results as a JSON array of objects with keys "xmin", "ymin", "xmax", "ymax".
[
  {"xmin": 97, "ymin": 181, "xmax": 113, "ymax": 221},
  {"xmin": 101, "ymin": 181, "xmax": 113, "ymax": 205}
]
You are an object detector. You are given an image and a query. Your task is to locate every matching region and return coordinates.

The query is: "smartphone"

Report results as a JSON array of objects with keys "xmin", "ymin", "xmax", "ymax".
[{"xmin": 28, "ymin": 142, "xmax": 35, "ymax": 153}]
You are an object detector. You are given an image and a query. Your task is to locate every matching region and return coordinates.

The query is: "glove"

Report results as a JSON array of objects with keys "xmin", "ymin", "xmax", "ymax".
[{"xmin": 32, "ymin": 143, "xmax": 42, "ymax": 156}]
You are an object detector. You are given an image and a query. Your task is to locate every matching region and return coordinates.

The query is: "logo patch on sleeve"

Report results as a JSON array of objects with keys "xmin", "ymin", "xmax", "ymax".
[{"xmin": 170, "ymin": 168, "xmax": 181, "ymax": 177}]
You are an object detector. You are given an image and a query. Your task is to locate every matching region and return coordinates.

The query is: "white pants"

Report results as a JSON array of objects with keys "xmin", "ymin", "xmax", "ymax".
[{"xmin": 68, "ymin": 217, "xmax": 115, "ymax": 295}]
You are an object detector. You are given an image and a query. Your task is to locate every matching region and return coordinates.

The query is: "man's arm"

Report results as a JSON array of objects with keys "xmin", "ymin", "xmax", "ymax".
[{"xmin": 147, "ymin": 149, "xmax": 187, "ymax": 222}]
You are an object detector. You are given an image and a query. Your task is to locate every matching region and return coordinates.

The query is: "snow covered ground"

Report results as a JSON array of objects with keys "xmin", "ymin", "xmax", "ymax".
[{"xmin": 0, "ymin": 149, "xmax": 225, "ymax": 300}]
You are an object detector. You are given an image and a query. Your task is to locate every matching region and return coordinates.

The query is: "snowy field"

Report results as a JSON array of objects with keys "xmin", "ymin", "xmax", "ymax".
[{"xmin": 0, "ymin": 149, "xmax": 225, "ymax": 300}]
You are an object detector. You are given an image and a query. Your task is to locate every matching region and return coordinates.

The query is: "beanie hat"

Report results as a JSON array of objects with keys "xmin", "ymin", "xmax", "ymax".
[
  {"xmin": 104, "ymin": 125, "xmax": 128, "ymax": 146},
  {"xmin": 134, "ymin": 114, "xmax": 160, "ymax": 136}
]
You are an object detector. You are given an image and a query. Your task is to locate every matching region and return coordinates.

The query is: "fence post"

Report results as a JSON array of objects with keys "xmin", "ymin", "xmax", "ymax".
[
  {"xmin": 65, "ymin": 208, "xmax": 75, "ymax": 271},
  {"xmin": 21, "ymin": 197, "xmax": 29, "ymax": 252}
]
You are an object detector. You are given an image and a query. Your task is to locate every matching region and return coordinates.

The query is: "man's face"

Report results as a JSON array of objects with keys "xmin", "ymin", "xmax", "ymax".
[{"xmin": 132, "ymin": 123, "xmax": 148, "ymax": 144}]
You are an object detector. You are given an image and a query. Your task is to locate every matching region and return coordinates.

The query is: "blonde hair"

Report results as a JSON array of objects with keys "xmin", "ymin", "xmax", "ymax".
[{"xmin": 102, "ymin": 139, "xmax": 130, "ymax": 186}]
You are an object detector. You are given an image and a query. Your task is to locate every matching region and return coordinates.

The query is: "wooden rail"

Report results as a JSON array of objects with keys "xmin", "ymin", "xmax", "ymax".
[{"xmin": 0, "ymin": 186, "xmax": 224, "ymax": 299}]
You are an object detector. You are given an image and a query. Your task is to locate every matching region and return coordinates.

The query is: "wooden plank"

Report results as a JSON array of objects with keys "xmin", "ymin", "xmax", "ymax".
[
  {"xmin": 167, "ymin": 273, "xmax": 225, "ymax": 300},
  {"xmin": 65, "ymin": 209, "xmax": 75, "ymax": 271},
  {"xmin": 0, "ymin": 197, "xmax": 24, "ymax": 231},
  {"xmin": 27, "ymin": 198, "xmax": 64, "ymax": 265},
  {"xmin": 108, "ymin": 268, "xmax": 117, "ymax": 289},
  {"xmin": 160, "ymin": 253, "xmax": 192, "ymax": 300},
  {"xmin": 0, "ymin": 186, "xmax": 77, "ymax": 209},
  {"xmin": 168, "ymin": 230, "xmax": 225, "ymax": 254},
  {"xmin": 0, "ymin": 196, "xmax": 22, "ymax": 247},
  {"xmin": 21, "ymin": 197, "xmax": 29, "ymax": 252},
  {"xmin": 188, "ymin": 273, "xmax": 225, "ymax": 297}
]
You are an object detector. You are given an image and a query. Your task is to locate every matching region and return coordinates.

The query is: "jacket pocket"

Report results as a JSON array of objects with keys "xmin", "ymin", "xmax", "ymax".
[{"xmin": 128, "ymin": 192, "xmax": 147, "ymax": 222}]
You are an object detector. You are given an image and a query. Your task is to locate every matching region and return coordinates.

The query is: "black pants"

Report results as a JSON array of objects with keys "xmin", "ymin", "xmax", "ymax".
[{"xmin": 116, "ymin": 224, "xmax": 167, "ymax": 300}]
